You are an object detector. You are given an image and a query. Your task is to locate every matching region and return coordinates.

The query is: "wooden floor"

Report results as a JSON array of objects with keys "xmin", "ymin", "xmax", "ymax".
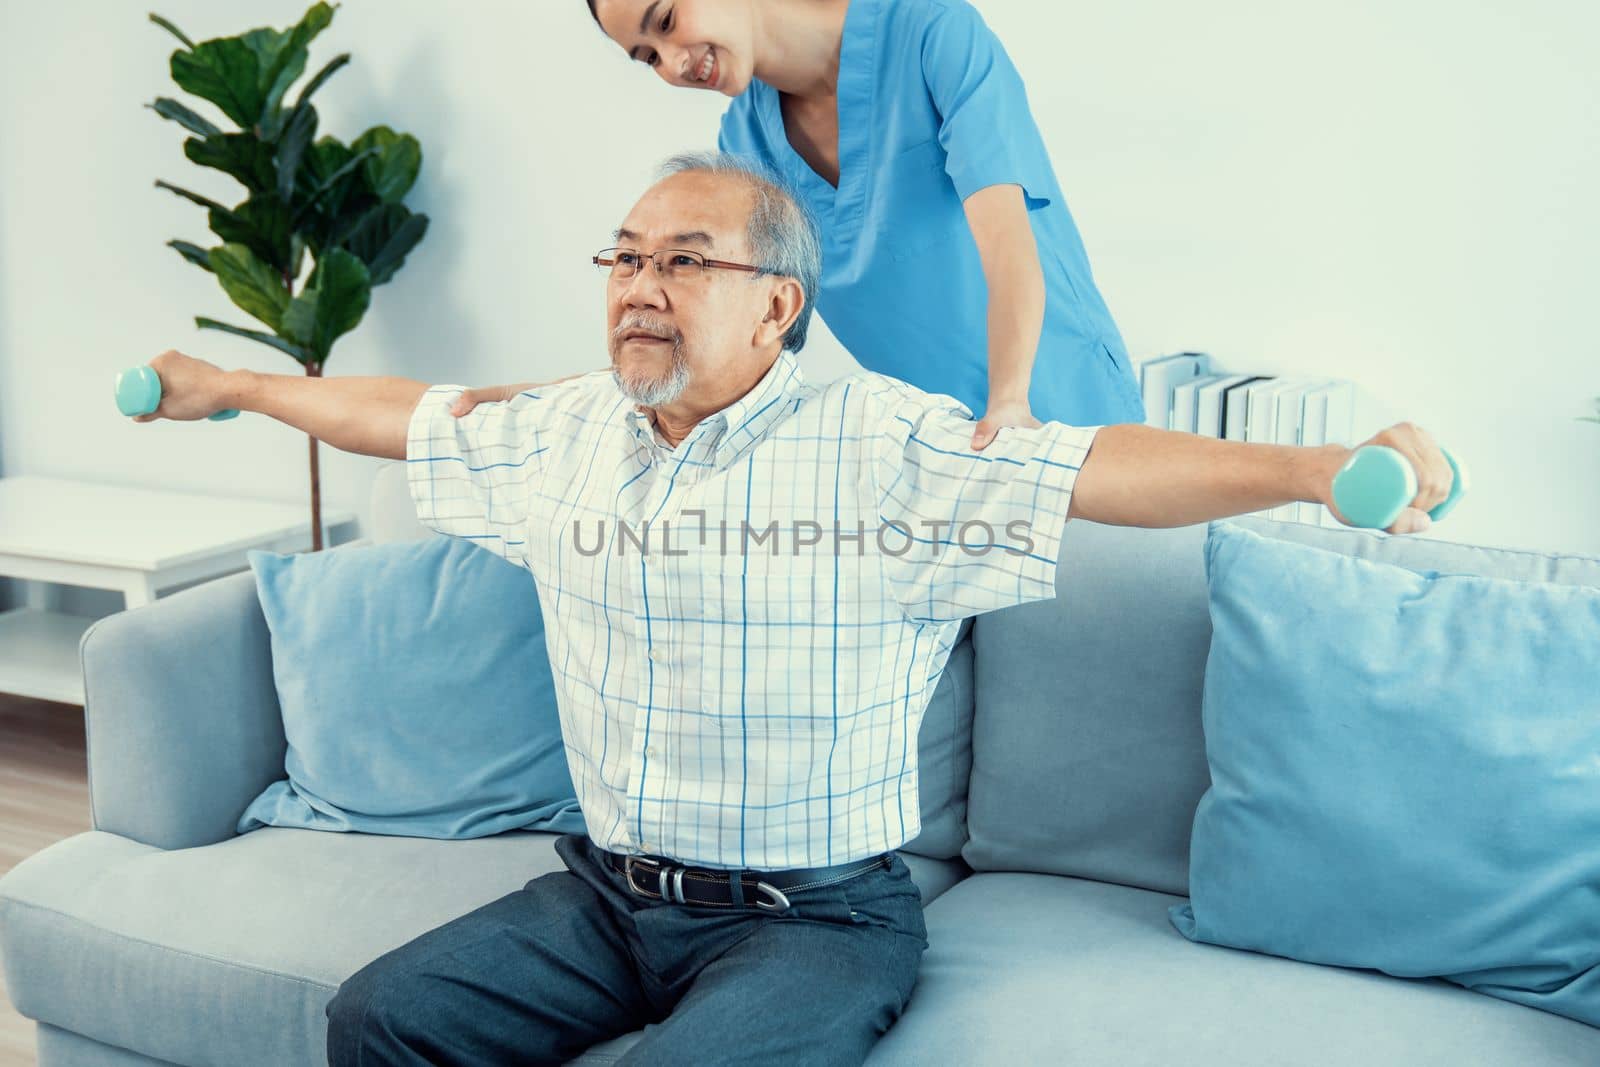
[{"xmin": 0, "ymin": 693, "xmax": 92, "ymax": 1067}]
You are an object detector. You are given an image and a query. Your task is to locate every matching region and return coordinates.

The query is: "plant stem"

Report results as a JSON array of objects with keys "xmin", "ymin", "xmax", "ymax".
[
  {"xmin": 281, "ymin": 267, "xmax": 326, "ymax": 552},
  {"xmin": 307, "ymin": 361, "xmax": 324, "ymax": 551}
]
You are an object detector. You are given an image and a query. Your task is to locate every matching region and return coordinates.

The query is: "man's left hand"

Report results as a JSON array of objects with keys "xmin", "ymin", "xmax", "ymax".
[
  {"xmin": 1321, "ymin": 421, "xmax": 1453, "ymax": 534},
  {"xmin": 971, "ymin": 400, "xmax": 1041, "ymax": 450}
]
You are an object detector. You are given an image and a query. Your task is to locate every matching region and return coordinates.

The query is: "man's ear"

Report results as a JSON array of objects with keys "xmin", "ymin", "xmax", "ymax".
[{"xmin": 753, "ymin": 277, "xmax": 805, "ymax": 346}]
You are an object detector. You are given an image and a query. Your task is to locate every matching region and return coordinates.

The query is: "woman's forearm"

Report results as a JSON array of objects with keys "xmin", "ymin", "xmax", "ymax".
[
  {"xmin": 226, "ymin": 369, "xmax": 430, "ymax": 461},
  {"xmin": 982, "ymin": 256, "xmax": 1046, "ymax": 407},
  {"xmin": 964, "ymin": 183, "xmax": 1046, "ymax": 410}
]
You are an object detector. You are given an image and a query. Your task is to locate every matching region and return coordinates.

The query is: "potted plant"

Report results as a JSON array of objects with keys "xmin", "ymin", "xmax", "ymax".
[{"xmin": 147, "ymin": 2, "xmax": 429, "ymax": 550}]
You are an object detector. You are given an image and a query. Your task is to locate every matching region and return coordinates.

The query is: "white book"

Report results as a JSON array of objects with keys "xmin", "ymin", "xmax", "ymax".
[
  {"xmin": 1135, "ymin": 351, "xmax": 1192, "ymax": 386},
  {"xmin": 1194, "ymin": 375, "xmax": 1254, "ymax": 439},
  {"xmin": 1139, "ymin": 352, "xmax": 1212, "ymax": 429},
  {"xmin": 1134, "ymin": 352, "xmax": 1188, "ymax": 423},
  {"xmin": 1318, "ymin": 382, "xmax": 1356, "ymax": 527},
  {"xmin": 1271, "ymin": 380, "xmax": 1331, "ymax": 521},
  {"xmin": 1296, "ymin": 383, "xmax": 1336, "ymax": 524},
  {"xmin": 1244, "ymin": 379, "xmax": 1305, "ymax": 521},
  {"xmin": 1170, "ymin": 374, "xmax": 1227, "ymax": 433},
  {"xmin": 1322, "ymin": 381, "xmax": 1356, "ymax": 446},
  {"xmin": 1224, "ymin": 377, "xmax": 1277, "ymax": 441},
  {"xmin": 1244, "ymin": 378, "xmax": 1298, "ymax": 444}
]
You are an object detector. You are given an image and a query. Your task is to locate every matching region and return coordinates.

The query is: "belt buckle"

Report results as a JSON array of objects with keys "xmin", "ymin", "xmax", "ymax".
[
  {"xmin": 753, "ymin": 880, "xmax": 791, "ymax": 913},
  {"xmin": 625, "ymin": 854, "xmax": 789, "ymax": 912},
  {"xmin": 624, "ymin": 855, "xmax": 665, "ymax": 900}
]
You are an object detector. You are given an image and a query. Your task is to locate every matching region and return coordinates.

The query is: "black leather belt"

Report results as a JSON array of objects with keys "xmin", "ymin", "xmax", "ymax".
[{"xmin": 599, "ymin": 848, "xmax": 891, "ymax": 913}]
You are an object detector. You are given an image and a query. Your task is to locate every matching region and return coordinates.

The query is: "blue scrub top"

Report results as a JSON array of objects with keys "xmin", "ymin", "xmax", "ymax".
[{"xmin": 718, "ymin": 0, "xmax": 1145, "ymax": 427}]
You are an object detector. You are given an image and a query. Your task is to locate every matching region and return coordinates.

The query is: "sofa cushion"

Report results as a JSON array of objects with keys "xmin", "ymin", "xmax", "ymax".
[
  {"xmin": 964, "ymin": 518, "xmax": 1213, "ymax": 894},
  {"xmin": 0, "ymin": 828, "xmax": 967, "ymax": 1067},
  {"xmin": 241, "ymin": 535, "xmax": 584, "ymax": 839},
  {"xmin": 901, "ymin": 616, "xmax": 976, "ymax": 858},
  {"xmin": 963, "ymin": 514, "xmax": 1600, "ymax": 895},
  {"xmin": 1174, "ymin": 520, "xmax": 1600, "ymax": 1028},
  {"xmin": 870, "ymin": 872, "xmax": 1600, "ymax": 1066},
  {"xmin": 36, "ymin": 1023, "xmax": 181, "ymax": 1066}
]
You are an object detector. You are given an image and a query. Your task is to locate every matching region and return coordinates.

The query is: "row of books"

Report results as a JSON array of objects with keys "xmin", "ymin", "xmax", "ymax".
[{"xmin": 1137, "ymin": 352, "xmax": 1355, "ymax": 527}]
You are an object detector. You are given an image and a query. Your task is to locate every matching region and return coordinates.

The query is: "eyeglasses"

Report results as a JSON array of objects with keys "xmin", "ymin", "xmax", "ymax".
[{"xmin": 593, "ymin": 247, "xmax": 765, "ymax": 283}]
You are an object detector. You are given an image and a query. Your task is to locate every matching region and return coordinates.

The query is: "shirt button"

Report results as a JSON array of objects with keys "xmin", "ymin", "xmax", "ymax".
[
  {"xmin": 648, "ymin": 646, "xmax": 662, "ymax": 662},
  {"xmin": 646, "ymin": 746, "xmax": 658, "ymax": 759}
]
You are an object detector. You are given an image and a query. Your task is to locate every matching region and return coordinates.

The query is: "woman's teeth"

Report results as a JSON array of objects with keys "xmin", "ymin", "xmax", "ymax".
[{"xmin": 697, "ymin": 49, "xmax": 715, "ymax": 84}]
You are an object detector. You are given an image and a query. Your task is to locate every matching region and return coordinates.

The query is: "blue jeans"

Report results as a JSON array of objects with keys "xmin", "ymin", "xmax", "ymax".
[{"xmin": 325, "ymin": 833, "xmax": 929, "ymax": 1066}]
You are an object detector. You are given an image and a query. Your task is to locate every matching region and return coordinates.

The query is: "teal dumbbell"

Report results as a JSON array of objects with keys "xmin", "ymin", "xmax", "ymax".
[
  {"xmin": 115, "ymin": 365, "xmax": 239, "ymax": 421},
  {"xmin": 1331, "ymin": 446, "xmax": 1468, "ymax": 529}
]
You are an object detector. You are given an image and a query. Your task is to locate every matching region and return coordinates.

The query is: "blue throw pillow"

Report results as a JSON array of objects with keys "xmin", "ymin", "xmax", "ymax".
[
  {"xmin": 1171, "ymin": 521, "xmax": 1600, "ymax": 1028},
  {"xmin": 238, "ymin": 535, "xmax": 584, "ymax": 839}
]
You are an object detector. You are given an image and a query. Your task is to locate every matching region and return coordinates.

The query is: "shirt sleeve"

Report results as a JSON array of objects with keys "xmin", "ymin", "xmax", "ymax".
[
  {"xmin": 921, "ymin": 0, "xmax": 1063, "ymax": 208},
  {"xmin": 405, "ymin": 384, "xmax": 551, "ymax": 569},
  {"xmin": 871, "ymin": 387, "xmax": 1100, "ymax": 624}
]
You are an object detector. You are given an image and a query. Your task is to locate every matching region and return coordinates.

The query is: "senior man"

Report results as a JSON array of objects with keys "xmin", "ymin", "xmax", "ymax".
[{"xmin": 134, "ymin": 150, "xmax": 1451, "ymax": 1066}]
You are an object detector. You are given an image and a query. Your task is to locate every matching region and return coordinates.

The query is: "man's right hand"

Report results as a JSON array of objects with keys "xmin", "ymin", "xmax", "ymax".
[{"xmin": 131, "ymin": 350, "xmax": 233, "ymax": 423}]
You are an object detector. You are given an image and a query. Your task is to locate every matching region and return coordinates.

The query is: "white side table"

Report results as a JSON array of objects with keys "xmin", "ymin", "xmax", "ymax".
[{"xmin": 0, "ymin": 475, "xmax": 356, "ymax": 705}]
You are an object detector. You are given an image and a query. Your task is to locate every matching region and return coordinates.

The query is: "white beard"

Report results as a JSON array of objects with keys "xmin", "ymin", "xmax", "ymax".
[{"xmin": 613, "ymin": 349, "xmax": 691, "ymax": 406}]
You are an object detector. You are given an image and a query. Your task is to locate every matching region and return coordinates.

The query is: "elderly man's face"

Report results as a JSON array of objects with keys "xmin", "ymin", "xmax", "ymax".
[{"xmin": 605, "ymin": 171, "xmax": 775, "ymax": 407}]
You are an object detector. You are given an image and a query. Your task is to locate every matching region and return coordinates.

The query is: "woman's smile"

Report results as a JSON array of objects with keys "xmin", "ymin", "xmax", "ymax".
[{"xmin": 692, "ymin": 46, "xmax": 720, "ymax": 89}]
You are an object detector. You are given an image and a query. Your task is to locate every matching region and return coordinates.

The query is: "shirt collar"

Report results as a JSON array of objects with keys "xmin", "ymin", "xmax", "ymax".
[{"xmin": 625, "ymin": 351, "xmax": 804, "ymax": 470}]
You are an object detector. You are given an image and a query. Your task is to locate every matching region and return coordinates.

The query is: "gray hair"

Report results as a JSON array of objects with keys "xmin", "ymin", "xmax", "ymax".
[{"xmin": 654, "ymin": 150, "xmax": 823, "ymax": 354}]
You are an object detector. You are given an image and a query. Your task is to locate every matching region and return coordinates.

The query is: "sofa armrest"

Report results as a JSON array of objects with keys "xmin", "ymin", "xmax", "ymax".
[{"xmin": 79, "ymin": 569, "xmax": 286, "ymax": 850}]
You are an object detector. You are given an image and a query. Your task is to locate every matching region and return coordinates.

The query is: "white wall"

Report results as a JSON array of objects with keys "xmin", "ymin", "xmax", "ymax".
[{"xmin": 1, "ymin": 0, "xmax": 1596, "ymax": 616}]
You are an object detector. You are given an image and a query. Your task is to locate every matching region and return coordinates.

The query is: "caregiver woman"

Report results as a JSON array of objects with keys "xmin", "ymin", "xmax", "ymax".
[{"xmin": 459, "ymin": 0, "xmax": 1147, "ymax": 447}]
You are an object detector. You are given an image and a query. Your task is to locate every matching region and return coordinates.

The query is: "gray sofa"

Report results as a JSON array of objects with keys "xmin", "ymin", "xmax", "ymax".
[{"xmin": 3, "ymin": 461, "xmax": 1598, "ymax": 1066}]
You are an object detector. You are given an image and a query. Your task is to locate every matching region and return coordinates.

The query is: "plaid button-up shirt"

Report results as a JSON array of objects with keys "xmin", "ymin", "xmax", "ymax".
[{"xmin": 406, "ymin": 349, "xmax": 1100, "ymax": 869}]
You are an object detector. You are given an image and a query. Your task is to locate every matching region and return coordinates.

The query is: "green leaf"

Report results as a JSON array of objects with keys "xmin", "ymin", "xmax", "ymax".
[
  {"xmin": 168, "ymin": 239, "xmax": 214, "ymax": 272},
  {"xmin": 289, "ymin": 233, "xmax": 307, "ymax": 282},
  {"xmin": 294, "ymin": 52, "xmax": 349, "ymax": 109},
  {"xmin": 169, "ymin": 3, "xmax": 335, "ymax": 130},
  {"xmin": 343, "ymin": 203, "xmax": 429, "ymax": 286},
  {"xmin": 275, "ymin": 104, "xmax": 318, "ymax": 201},
  {"xmin": 255, "ymin": 3, "xmax": 336, "ymax": 120},
  {"xmin": 195, "ymin": 317, "xmax": 311, "ymax": 363},
  {"xmin": 209, "ymin": 242, "xmax": 290, "ymax": 330},
  {"xmin": 147, "ymin": 97, "xmax": 221, "ymax": 137},
  {"xmin": 303, "ymin": 136, "xmax": 352, "ymax": 184},
  {"xmin": 350, "ymin": 125, "xmax": 421, "ymax": 203},
  {"xmin": 292, "ymin": 140, "xmax": 380, "ymax": 227},
  {"xmin": 148, "ymin": 13, "xmax": 196, "ymax": 50},
  {"xmin": 171, "ymin": 37, "xmax": 262, "ymax": 129},
  {"xmin": 281, "ymin": 248, "xmax": 370, "ymax": 361},
  {"xmin": 183, "ymin": 132, "xmax": 277, "ymax": 191},
  {"xmin": 208, "ymin": 194, "xmax": 293, "ymax": 272},
  {"xmin": 154, "ymin": 179, "xmax": 227, "ymax": 214}
]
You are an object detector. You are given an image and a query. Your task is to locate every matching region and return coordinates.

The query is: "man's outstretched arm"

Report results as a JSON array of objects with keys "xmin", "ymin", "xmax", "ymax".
[
  {"xmin": 131, "ymin": 349, "xmax": 428, "ymax": 461},
  {"xmin": 1064, "ymin": 421, "xmax": 1454, "ymax": 535}
]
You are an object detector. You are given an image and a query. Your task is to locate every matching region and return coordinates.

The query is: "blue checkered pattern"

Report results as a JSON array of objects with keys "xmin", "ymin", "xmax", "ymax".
[{"xmin": 406, "ymin": 350, "xmax": 1100, "ymax": 869}]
